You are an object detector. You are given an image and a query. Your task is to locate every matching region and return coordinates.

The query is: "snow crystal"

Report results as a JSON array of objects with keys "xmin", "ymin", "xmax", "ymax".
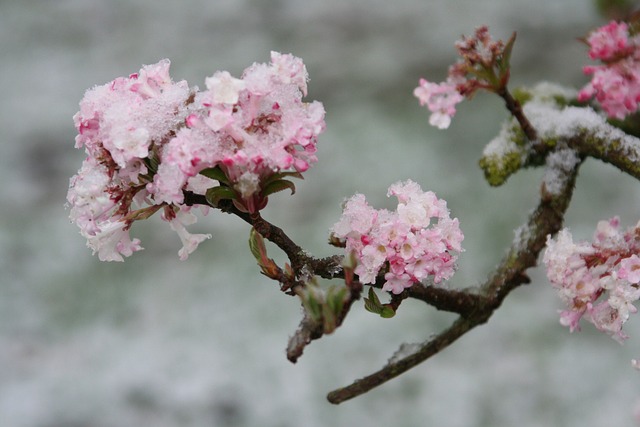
[
  {"xmin": 523, "ymin": 100, "xmax": 640, "ymax": 163},
  {"xmin": 527, "ymin": 81, "xmax": 577, "ymax": 102},
  {"xmin": 542, "ymin": 148, "xmax": 580, "ymax": 195},
  {"xmin": 482, "ymin": 121, "xmax": 520, "ymax": 159},
  {"xmin": 512, "ymin": 223, "xmax": 532, "ymax": 252},
  {"xmin": 387, "ymin": 342, "xmax": 422, "ymax": 364}
]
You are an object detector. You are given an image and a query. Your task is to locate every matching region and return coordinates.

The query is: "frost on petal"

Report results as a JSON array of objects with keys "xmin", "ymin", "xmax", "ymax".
[
  {"xmin": 619, "ymin": 255, "xmax": 640, "ymax": 284},
  {"xmin": 168, "ymin": 210, "xmax": 212, "ymax": 260},
  {"xmin": 149, "ymin": 162, "xmax": 188, "ymax": 205},
  {"xmin": 129, "ymin": 59, "xmax": 173, "ymax": 98},
  {"xmin": 67, "ymin": 157, "xmax": 115, "ymax": 235},
  {"xmin": 270, "ymin": 51, "xmax": 309, "ymax": 96},
  {"xmin": 234, "ymin": 171, "xmax": 260, "ymax": 199},
  {"xmin": 397, "ymin": 202, "xmax": 429, "ymax": 229},
  {"xmin": 186, "ymin": 175, "xmax": 217, "ymax": 195},
  {"xmin": 587, "ymin": 301, "xmax": 628, "ymax": 343},
  {"xmin": 74, "ymin": 59, "xmax": 190, "ymax": 171},
  {"xmin": 86, "ymin": 220, "xmax": 143, "ymax": 262},
  {"xmin": 545, "ymin": 218, "xmax": 640, "ymax": 342},
  {"xmin": 205, "ymin": 71, "xmax": 246, "ymax": 105},
  {"xmin": 331, "ymin": 194, "xmax": 377, "ymax": 238},
  {"xmin": 383, "ymin": 272, "xmax": 413, "ymax": 294}
]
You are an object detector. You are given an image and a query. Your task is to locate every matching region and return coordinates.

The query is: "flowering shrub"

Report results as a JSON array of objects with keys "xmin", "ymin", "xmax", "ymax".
[{"xmin": 67, "ymin": 15, "xmax": 640, "ymax": 410}]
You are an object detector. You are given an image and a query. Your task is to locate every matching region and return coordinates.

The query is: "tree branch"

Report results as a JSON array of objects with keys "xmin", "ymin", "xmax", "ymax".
[
  {"xmin": 398, "ymin": 284, "xmax": 484, "ymax": 316},
  {"xmin": 567, "ymin": 131, "xmax": 640, "ymax": 181}
]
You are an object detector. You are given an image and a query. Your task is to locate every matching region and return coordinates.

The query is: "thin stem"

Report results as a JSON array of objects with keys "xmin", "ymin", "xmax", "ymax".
[{"xmin": 498, "ymin": 87, "xmax": 538, "ymax": 143}]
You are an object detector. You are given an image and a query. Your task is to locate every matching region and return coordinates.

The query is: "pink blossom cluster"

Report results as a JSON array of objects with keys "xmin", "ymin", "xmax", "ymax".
[
  {"xmin": 414, "ymin": 26, "xmax": 511, "ymax": 129},
  {"xmin": 331, "ymin": 180, "xmax": 464, "ymax": 294},
  {"xmin": 413, "ymin": 79, "xmax": 464, "ymax": 129},
  {"xmin": 151, "ymin": 52, "xmax": 325, "ymax": 212},
  {"xmin": 67, "ymin": 53, "xmax": 325, "ymax": 261},
  {"xmin": 578, "ymin": 20, "xmax": 640, "ymax": 120},
  {"xmin": 543, "ymin": 217, "xmax": 640, "ymax": 342}
]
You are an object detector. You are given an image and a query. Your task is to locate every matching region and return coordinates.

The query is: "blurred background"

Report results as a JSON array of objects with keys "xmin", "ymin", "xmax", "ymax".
[{"xmin": 2, "ymin": 0, "xmax": 640, "ymax": 426}]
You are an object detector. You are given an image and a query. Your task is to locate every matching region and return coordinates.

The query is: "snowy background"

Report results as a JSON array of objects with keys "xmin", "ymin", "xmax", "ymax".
[{"xmin": 2, "ymin": 0, "xmax": 640, "ymax": 426}]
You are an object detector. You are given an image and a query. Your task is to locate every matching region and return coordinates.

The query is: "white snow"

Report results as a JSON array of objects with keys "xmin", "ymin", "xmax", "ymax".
[{"xmin": 543, "ymin": 147, "xmax": 580, "ymax": 195}]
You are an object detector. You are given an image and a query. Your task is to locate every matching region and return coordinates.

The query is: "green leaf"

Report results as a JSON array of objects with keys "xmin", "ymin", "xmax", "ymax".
[
  {"xmin": 321, "ymin": 301, "xmax": 335, "ymax": 332},
  {"xmin": 199, "ymin": 166, "xmax": 230, "ymax": 185},
  {"xmin": 248, "ymin": 228, "xmax": 266, "ymax": 262},
  {"xmin": 205, "ymin": 186, "xmax": 237, "ymax": 207},
  {"xmin": 363, "ymin": 288, "xmax": 395, "ymax": 318},
  {"xmin": 364, "ymin": 297, "xmax": 383, "ymax": 315},
  {"xmin": 364, "ymin": 288, "xmax": 383, "ymax": 315},
  {"xmin": 304, "ymin": 295, "xmax": 323, "ymax": 322},
  {"xmin": 262, "ymin": 171, "xmax": 304, "ymax": 186},
  {"xmin": 380, "ymin": 306, "xmax": 396, "ymax": 318},
  {"xmin": 500, "ymin": 32, "xmax": 517, "ymax": 73},
  {"xmin": 145, "ymin": 154, "xmax": 160, "ymax": 174},
  {"xmin": 367, "ymin": 287, "xmax": 381, "ymax": 306},
  {"xmin": 298, "ymin": 286, "xmax": 324, "ymax": 323},
  {"xmin": 261, "ymin": 179, "xmax": 296, "ymax": 198},
  {"xmin": 327, "ymin": 286, "xmax": 348, "ymax": 316}
]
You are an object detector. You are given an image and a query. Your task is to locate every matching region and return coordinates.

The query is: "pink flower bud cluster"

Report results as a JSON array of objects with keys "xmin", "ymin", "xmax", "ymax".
[
  {"xmin": 331, "ymin": 180, "xmax": 464, "ymax": 294},
  {"xmin": 543, "ymin": 217, "xmax": 640, "ymax": 342},
  {"xmin": 578, "ymin": 21, "xmax": 640, "ymax": 120},
  {"xmin": 67, "ymin": 53, "xmax": 325, "ymax": 261},
  {"xmin": 449, "ymin": 26, "xmax": 510, "ymax": 96},
  {"xmin": 414, "ymin": 26, "xmax": 511, "ymax": 129}
]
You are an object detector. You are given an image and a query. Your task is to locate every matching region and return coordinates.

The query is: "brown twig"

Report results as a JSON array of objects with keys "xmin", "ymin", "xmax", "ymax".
[
  {"xmin": 498, "ymin": 87, "xmax": 539, "ymax": 143},
  {"xmin": 184, "ymin": 193, "xmax": 344, "ymax": 280},
  {"xmin": 286, "ymin": 310, "xmax": 324, "ymax": 362},
  {"xmin": 287, "ymin": 278, "xmax": 364, "ymax": 363}
]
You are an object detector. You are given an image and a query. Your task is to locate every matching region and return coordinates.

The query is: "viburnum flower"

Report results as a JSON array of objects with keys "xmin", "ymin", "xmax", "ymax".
[
  {"xmin": 330, "ymin": 180, "xmax": 464, "ymax": 294},
  {"xmin": 413, "ymin": 79, "xmax": 464, "ymax": 129},
  {"xmin": 414, "ymin": 26, "xmax": 515, "ymax": 129},
  {"xmin": 543, "ymin": 217, "xmax": 640, "ymax": 342},
  {"xmin": 577, "ymin": 20, "xmax": 640, "ymax": 120},
  {"xmin": 150, "ymin": 51, "xmax": 325, "ymax": 213},
  {"xmin": 67, "ymin": 53, "xmax": 325, "ymax": 261}
]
